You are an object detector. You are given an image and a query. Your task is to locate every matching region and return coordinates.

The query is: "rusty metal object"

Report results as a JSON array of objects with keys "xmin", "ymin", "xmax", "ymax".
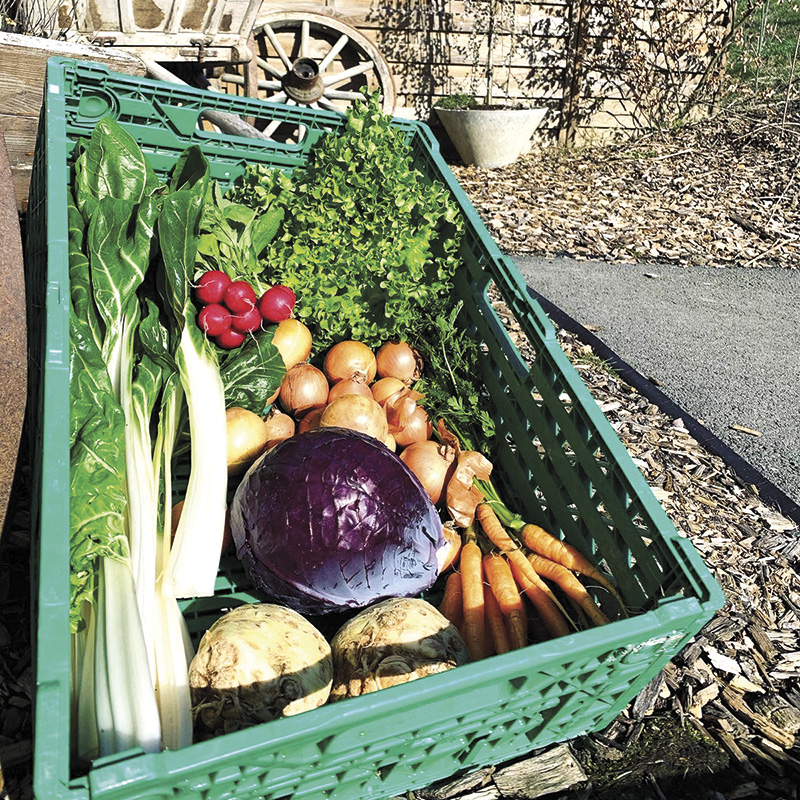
[
  {"xmin": 0, "ymin": 132, "xmax": 26, "ymax": 537},
  {"xmin": 281, "ymin": 57, "xmax": 325, "ymax": 104}
]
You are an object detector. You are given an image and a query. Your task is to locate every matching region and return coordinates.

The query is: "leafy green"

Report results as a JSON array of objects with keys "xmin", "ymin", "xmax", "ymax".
[
  {"xmin": 412, "ymin": 303, "xmax": 496, "ymax": 454},
  {"xmin": 228, "ymin": 91, "xmax": 465, "ymax": 351},
  {"xmin": 195, "ymin": 181, "xmax": 284, "ymax": 296},
  {"xmin": 219, "ymin": 328, "xmax": 286, "ymax": 413}
]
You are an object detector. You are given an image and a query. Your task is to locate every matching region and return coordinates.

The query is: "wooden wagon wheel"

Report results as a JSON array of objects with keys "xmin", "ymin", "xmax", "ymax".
[{"xmin": 219, "ymin": 11, "xmax": 396, "ymax": 125}]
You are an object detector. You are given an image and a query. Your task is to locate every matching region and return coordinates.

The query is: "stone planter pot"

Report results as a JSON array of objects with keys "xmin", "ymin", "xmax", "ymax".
[{"xmin": 434, "ymin": 106, "xmax": 548, "ymax": 167}]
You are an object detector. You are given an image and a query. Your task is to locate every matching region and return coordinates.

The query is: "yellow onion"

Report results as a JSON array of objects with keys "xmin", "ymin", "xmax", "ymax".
[
  {"xmin": 272, "ymin": 319, "xmax": 313, "ymax": 369},
  {"xmin": 375, "ymin": 341, "xmax": 422, "ymax": 384},
  {"xmin": 323, "ymin": 340, "xmax": 377, "ymax": 384},
  {"xmin": 320, "ymin": 395, "xmax": 388, "ymax": 441},
  {"xmin": 328, "ymin": 376, "xmax": 373, "ymax": 403},
  {"xmin": 400, "ymin": 439, "xmax": 457, "ymax": 505},
  {"xmin": 393, "ymin": 406, "xmax": 432, "ymax": 449},
  {"xmin": 226, "ymin": 407, "xmax": 270, "ymax": 476},
  {"xmin": 279, "ymin": 364, "xmax": 329, "ymax": 417},
  {"xmin": 297, "ymin": 406, "xmax": 326, "ymax": 434},
  {"xmin": 371, "ymin": 376, "xmax": 407, "ymax": 406},
  {"xmin": 263, "ymin": 408, "xmax": 296, "ymax": 449}
]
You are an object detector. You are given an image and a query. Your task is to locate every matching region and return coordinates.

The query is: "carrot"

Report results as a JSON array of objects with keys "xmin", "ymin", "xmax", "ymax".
[
  {"xmin": 439, "ymin": 571, "xmax": 463, "ymax": 628},
  {"xmin": 460, "ymin": 534, "xmax": 487, "ymax": 661},
  {"xmin": 483, "ymin": 553, "xmax": 527, "ymax": 650},
  {"xmin": 527, "ymin": 553, "xmax": 610, "ymax": 627},
  {"xmin": 520, "ymin": 523, "xmax": 626, "ymax": 613},
  {"xmin": 483, "ymin": 585, "xmax": 510, "ymax": 655},
  {"xmin": 476, "ymin": 504, "xmax": 575, "ymax": 628},
  {"xmin": 507, "ymin": 554, "xmax": 571, "ymax": 639}
]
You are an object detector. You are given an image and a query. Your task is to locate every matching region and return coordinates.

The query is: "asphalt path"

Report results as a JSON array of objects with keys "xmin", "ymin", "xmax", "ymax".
[{"xmin": 513, "ymin": 255, "xmax": 800, "ymax": 510}]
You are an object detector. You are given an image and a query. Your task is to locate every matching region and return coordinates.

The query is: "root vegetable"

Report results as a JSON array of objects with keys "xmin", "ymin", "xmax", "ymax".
[
  {"xmin": 327, "ymin": 375, "xmax": 373, "ymax": 403},
  {"xmin": 323, "ymin": 340, "xmax": 377, "ymax": 384},
  {"xmin": 329, "ymin": 597, "xmax": 469, "ymax": 700},
  {"xmin": 392, "ymin": 406, "xmax": 432, "ymax": 448},
  {"xmin": 320, "ymin": 394, "xmax": 388, "ymax": 441},
  {"xmin": 371, "ymin": 376, "xmax": 407, "ymax": 406},
  {"xmin": 263, "ymin": 409, "xmax": 295, "ymax": 450},
  {"xmin": 226, "ymin": 407, "xmax": 269, "ymax": 476},
  {"xmin": 399, "ymin": 440, "xmax": 457, "ymax": 505},
  {"xmin": 272, "ymin": 319, "xmax": 313, "ymax": 369},
  {"xmin": 279, "ymin": 364, "xmax": 329, "ymax": 417},
  {"xmin": 189, "ymin": 604, "xmax": 332, "ymax": 738},
  {"xmin": 375, "ymin": 341, "xmax": 422, "ymax": 384},
  {"xmin": 297, "ymin": 406, "xmax": 325, "ymax": 434}
]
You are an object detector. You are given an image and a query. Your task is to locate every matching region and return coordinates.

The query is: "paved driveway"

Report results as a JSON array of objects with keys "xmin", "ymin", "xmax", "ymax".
[{"xmin": 513, "ymin": 255, "xmax": 800, "ymax": 508}]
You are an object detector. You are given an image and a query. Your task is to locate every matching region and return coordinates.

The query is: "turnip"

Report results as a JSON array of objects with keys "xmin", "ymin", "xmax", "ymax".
[
  {"xmin": 189, "ymin": 603, "xmax": 333, "ymax": 738},
  {"xmin": 329, "ymin": 597, "xmax": 470, "ymax": 701}
]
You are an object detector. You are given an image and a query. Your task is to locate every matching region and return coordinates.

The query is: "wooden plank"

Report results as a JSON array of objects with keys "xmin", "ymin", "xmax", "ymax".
[
  {"xmin": 0, "ymin": 114, "xmax": 38, "ymax": 169},
  {"xmin": 0, "ymin": 133, "xmax": 26, "ymax": 536},
  {"xmin": 0, "ymin": 32, "xmax": 146, "ymax": 116}
]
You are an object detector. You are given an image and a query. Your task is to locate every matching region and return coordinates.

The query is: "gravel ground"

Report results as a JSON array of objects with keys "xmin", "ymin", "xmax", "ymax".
[{"xmin": 515, "ymin": 255, "xmax": 800, "ymax": 507}]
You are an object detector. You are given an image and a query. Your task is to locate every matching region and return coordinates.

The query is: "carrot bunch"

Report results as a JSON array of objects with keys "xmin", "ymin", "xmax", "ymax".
[{"xmin": 438, "ymin": 501, "xmax": 625, "ymax": 662}]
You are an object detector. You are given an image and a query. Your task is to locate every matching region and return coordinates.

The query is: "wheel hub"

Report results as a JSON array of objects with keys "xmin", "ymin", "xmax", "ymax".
[{"xmin": 281, "ymin": 57, "xmax": 325, "ymax": 104}]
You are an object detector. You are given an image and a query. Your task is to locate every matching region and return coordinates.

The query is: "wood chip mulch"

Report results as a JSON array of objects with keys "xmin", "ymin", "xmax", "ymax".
[
  {"xmin": 3, "ymin": 97, "xmax": 800, "ymax": 800},
  {"xmin": 450, "ymin": 98, "xmax": 800, "ymax": 270}
]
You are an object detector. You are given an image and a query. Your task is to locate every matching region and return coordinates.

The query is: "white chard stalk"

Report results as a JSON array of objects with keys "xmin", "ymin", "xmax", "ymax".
[{"xmin": 162, "ymin": 324, "xmax": 228, "ymax": 598}]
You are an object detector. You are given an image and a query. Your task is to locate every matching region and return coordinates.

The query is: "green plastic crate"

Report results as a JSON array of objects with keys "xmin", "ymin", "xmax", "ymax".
[{"xmin": 26, "ymin": 57, "xmax": 725, "ymax": 800}]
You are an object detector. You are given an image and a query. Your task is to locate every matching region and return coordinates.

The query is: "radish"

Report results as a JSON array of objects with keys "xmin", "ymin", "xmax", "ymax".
[
  {"xmin": 215, "ymin": 328, "xmax": 246, "ymax": 350},
  {"xmin": 223, "ymin": 281, "xmax": 258, "ymax": 314},
  {"xmin": 197, "ymin": 304, "xmax": 231, "ymax": 337},
  {"xmin": 258, "ymin": 285, "xmax": 296, "ymax": 323},
  {"xmin": 231, "ymin": 306, "xmax": 263, "ymax": 335},
  {"xmin": 195, "ymin": 271, "xmax": 232, "ymax": 305}
]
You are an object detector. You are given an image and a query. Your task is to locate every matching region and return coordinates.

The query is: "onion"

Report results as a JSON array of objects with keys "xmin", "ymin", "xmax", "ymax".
[
  {"xmin": 371, "ymin": 376, "xmax": 407, "ymax": 406},
  {"xmin": 226, "ymin": 407, "xmax": 270, "ymax": 476},
  {"xmin": 297, "ymin": 406, "xmax": 326, "ymax": 434},
  {"xmin": 263, "ymin": 408, "xmax": 296, "ymax": 449},
  {"xmin": 279, "ymin": 364, "xmax": 329, "ymax": 417},
  {"xmin": 400, "ymin": 439, "xmax": 457, "ymax": 505},
  {"xmin": 323, "ymin": 340, "xmax": 377, "ymax": 384},
  {"xmin": 328, "ymin": 376, "xmax": 373, "ymax": 404},
  {"xmin": 272, "ymin": 319, "xmax": 313, "ymax": 369},
  {"xmin": 320, "ymin": 395, "xmax": 389, "ymax": 441},
  {"xmin": 393, "ymin": 406, "xmax": 432, "ymax": 449},
  {"xmin": 375, "ymin": 341, "xmax": 422, "ymax": 384},
  {"xmin": 384, "ymin": 433, "xmax": 397, "ymax": 452}
]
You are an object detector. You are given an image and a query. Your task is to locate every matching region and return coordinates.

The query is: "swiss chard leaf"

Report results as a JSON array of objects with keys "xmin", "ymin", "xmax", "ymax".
[{"xmin": 218, "ymin": 328, "xmax": 286, "ymax": 413}]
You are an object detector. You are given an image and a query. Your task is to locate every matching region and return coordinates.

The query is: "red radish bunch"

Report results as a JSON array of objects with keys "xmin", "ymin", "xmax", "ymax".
[{"xmin": 194, "ymin": 271, "xmax": 296, "ymax": 350}]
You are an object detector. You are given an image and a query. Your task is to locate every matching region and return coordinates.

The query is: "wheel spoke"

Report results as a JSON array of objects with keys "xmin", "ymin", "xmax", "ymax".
[
  {"xmin": 263, "ymin": 23, "xmax": 293, "ymax": 70},
  {"xmin": 322, "ymin": 61, "xmax": 375, "ymax": 88},
  {"xmin": 316, "ymin": 96, "xmax": 341, "ymax": 112},
  {"xmin": 300, "ymin": 20, "xmax": 310, "ymax": 59},
  {"xmin": 256, "ymin": 55, "xmax": 283, "ymax": 80},
  {"xmin": 323, "ymin": 89, "xmax": 366, "ymax": 102},
  {"xmin": 318, "ymin": 34, "xmax": 349, "ymax": 73}
]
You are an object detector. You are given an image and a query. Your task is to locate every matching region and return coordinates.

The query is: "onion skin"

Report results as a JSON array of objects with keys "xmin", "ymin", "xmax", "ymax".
[
  {"xmin": 279, "ymin": 364, "xmax": 329, "ymax": 417},
  {"xmin": 393, "ymin": 406, "xmax": 432, "ymax": 449},
  {"xmin": 263, "ymin": 409, "xmax": 296, "ymax": 450},
  {"xmin": 226, "ymin": 407, "xmax": 270, "ymax": 476},
  {"xmin": 297, "ymin": 406, "xmax": 326, "ymax": 434},
  {"xmin": 323, "ymin": 340, "xmax": 377, "ymax": 384},
  {"xmin": 375, "ymin": 341, "xmax": 422, "ymax": 384},
  {"xmin": 320, "ymin": 395, "xmax": 389, "ymax": 441},
  {"xmin": 400, "ymin": 439, "xmax": 457, "ymax": 505},
  {"xmin": 371, "ymin": 376, "xmax": 407, "ymax": 406},
  {"xmin": 272, "ymin": 319, "xmax": 313, "ymax": 369},
  {"xmin": 328, "ymin": 376, "xmax": 373, "ymax": 403}
]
